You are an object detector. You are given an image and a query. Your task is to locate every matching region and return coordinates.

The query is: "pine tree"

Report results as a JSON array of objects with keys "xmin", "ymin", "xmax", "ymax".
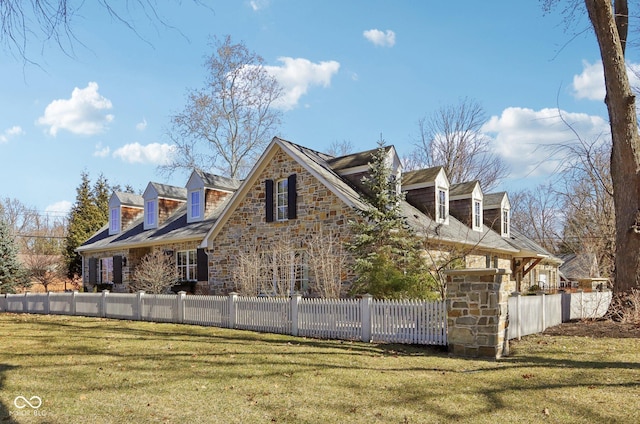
[
  {"xmin": 348, "ymin": 140, "xmax": 437, "ymax": 299},
  {"xmin": 0, "ymin": 219, "xmax": 28, "ymax": 293},
  {"xmin": 64, "ymin": 172, "xmax": 108, "ymax": 279}
]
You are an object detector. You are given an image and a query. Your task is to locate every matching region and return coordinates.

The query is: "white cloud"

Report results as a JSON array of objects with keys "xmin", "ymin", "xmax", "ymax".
[
  {"xmin": 93, "ymin": 142, "xmax": 111, "ymax": 157},
  {"xmin": 264, "ymin": 57, "xmax": 341, "ymax": 110},
  {"xmin": 363, "ymin": 29, "xmax": 396, "ymax": 47},
  {"xmin": 113, "ymin": 142, "xmax": 176, "ymax": 165},
  {"xmin": 572, "ymin": 60, "xmax": 640, "ymax": 100},
  {"xmin": 0, "ymin": 125, "xmax": 24, "ymax": 143},
  {"xmin": 136, "ymin": 118, "xmax": 148, "ymax": 131},
  {"xmin": 37, "ymin": 82, "xmax": 114, "ymax": 136},
  {"xmin": 249, "ymin": 0, "xmax": 269, "ymax": 11},
  {"xmin": 482, "ymin": 107, "xmax": 609, "ymax": 178},
  {"xmin": 45, "ymin": 200, "xmax": 72, "ymax": 216}
]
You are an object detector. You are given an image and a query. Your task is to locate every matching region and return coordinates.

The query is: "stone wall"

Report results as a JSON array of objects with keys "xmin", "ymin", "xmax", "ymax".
[
  {"xmin": 445, "ymin": 268, "xmax": 511, "ymax": 359},
  {"xmin": 206, "ymin": 146, "xmax": 360, "ymax": 294}
]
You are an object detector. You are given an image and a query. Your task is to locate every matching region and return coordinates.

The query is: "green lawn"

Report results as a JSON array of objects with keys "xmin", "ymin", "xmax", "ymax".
[{"xmin": 0, "ymin": 313, "xmax": 639, "ymax": 423}]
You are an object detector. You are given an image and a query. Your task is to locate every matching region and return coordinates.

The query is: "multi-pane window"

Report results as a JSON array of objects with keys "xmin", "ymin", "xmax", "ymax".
[
  {"xmin": 437, "ymin": 189, "xmax": 447, "ymax": 221},
  {"xmin": 145, "ymin": 200, "xmax": 156, "ymax": 227},
  {"xmin": 474, "ymin": 201, "xmax": 482, "ymax": 229},
  {"xmin": 502, "ymin": 209, "xmax": 509, "ymax": 235},
  {"xmin": 276, "ymin": 179, "xmax": 288, "ymax": 221},
  {"xmin": 177, "ymin": 250, "xmax": 197, "ymax": 281},
  {"xmin": 100, "ymin": 257, "xmax": 113, "ymax": 283},
  {"xmin": 110, "ymin": 208, "xmax": 120, "ymax": 233},
  {"xmin": 190, "ymin": 190, "xmax": 201, "ymax": 219}
]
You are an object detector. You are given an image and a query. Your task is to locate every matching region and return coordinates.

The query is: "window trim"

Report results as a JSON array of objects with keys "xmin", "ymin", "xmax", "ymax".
[
  {"xmin": 473, "ymin": 200, "xmax": 482, "ymax": 231},
  {"xmin": 176, "ymin": 249, "xmax": 197, "ymax": 281},
  {"xmin": 502, "ymin": 208, "xmax": 510, "ymax": 236},
  {"xmin": 145, "ymin": 199, "xmax": 157, "ymax": 228},
  {"xmin": 276, "ymin": 178, "xmax": 289, "ymax": 222},
  {"xmin": 109, "ymin": 207, "xmax": 120, "ymax": 234},
  {"xmin": 189, "ymin": 189, "xmax": 202, "ymax": 221},
  {"xmin": 99, "ymin": 257, "xmax": 114, "ymax": 284},
  {"xmin": 437, "ymin": 188, "xmax": 448, "ymax": 222}
]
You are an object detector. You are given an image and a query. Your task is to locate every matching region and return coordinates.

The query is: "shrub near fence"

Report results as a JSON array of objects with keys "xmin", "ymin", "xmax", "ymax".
[{"xmin": 0, "ymin": 291, "xmax": 448, "ymax": 346}]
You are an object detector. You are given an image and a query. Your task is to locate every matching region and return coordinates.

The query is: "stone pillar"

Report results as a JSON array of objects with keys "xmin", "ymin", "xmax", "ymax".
[{"xmin": 444, "ymin": 268, "xmax": 511, "ymax": 359}]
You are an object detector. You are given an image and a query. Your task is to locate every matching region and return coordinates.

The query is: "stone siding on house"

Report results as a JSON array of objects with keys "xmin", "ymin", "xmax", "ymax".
[{"xmin": 206, "ymin": 147, "xmax": 361, "ymax": 295}]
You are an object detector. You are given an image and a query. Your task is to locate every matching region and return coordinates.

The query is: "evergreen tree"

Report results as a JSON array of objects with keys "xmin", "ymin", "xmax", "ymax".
[
  {"xmin": 64, "ymin": 172, "xmax": 108, "ymax": 279},
  {"xmin": 0, "ymin": 219, "xmax": 29, "ymax": 293},
  {"xmin": 348, "ymin": 140, "xmax": 437, "ymax": 299}
]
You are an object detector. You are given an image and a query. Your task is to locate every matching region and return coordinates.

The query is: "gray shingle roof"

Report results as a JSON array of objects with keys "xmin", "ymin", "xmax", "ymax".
[
  {"xmin": 402, "ymin": 167, "xmax": 443, "ymax": 186},
  {"xmin": 326, "ymin": 146, "xmax": 391, "ymax": 171},
  {"xmin": 150, "ymin": 182, "xmax": 187, "ymax": 200},
  {"xmin": 114, "ymin": 192, "xmax": 144, "ymax": 207},
  {"xmin": 483, "ymin": 192, "xmax": 507, "ymax": 209},
  {"xmin": 78, "ymin": 197, "xmax": 231, "ymax": 252},
  {"xmin": 196, "ymin": 170, "xmax": 242, "ymax": 191},
  {"xmin": 450, "ymin": 181, "xmax": 479, "ymax": 197},
  {"xmin": 506, "ymin": 228, "xmax": 562, "ymax": 263}
]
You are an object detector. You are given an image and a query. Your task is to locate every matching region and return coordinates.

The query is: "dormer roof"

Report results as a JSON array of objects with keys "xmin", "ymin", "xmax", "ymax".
[
  {"xmin": 111, "ymin": 192, "xmax": 144, "ymax": 208},
  {"xmin": 402, "ymin": 166, "xmax": 448, "ymax": 188},
  {"xmin": 143, "ymin": 182, "xmax": 187, "ymax": 200},
  {"xmin": 483, "ymin": 191, "xmax": 509, "ymax": 209},
  {"xmin": 450, "ymin": 180, "xmax": 481, "ymax": 198},
  {"xmin": 192, "ymin": 170, "xmax": 242, "ymax": 192}
]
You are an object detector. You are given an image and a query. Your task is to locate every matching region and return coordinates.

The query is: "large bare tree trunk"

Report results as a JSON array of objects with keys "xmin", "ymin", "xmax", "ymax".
[{"xmin": 585, "ymin": 0, "xmax": 640, "ymax": 292}]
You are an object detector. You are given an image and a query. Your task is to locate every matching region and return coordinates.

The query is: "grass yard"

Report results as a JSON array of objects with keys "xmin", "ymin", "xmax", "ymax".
[{"xmin": 0, "ymin": 313, "xmax": 639, "ymax": 423}]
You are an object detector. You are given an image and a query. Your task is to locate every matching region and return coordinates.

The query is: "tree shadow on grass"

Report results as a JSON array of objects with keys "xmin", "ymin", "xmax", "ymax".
[{"xmin": 0, "ymin": 364, "xmax": 19, "ymax": 424}]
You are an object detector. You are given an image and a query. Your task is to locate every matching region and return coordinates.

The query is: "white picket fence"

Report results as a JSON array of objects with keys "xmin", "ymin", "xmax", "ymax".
[
  {"xmin": 507, "ymin": 291, "xmax": 612, "ymax": 340},
  {"xmin": 0, "ymin": 291, "xmax": 447, "ymax": 346}
]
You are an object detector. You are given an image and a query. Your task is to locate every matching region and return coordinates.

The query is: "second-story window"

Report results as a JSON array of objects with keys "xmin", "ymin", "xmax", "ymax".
[
  {"xmin": 190, "ymin": 190, "xmax": 201, "ymax": 219},
  {"xmin": 110, "ymin": 208, "xmax": 120, "ymax": 234},
  {"xmin": 474, "ymin": 201, "xmax": 482, "ymax": 229},
  {"xmin": 276, "ymin": 178, "xmax": 288, "ymax": 221},
  {"xmin": 146, "ymin": 200, "xmax": 156, "ymax": 227},
  {"xmin": 502, "ymin": 209, "xmax": 509, "ymax": 235},
  {"xmin": 437, "ymin": 189, "xmax": 447, "ymax": 221}
]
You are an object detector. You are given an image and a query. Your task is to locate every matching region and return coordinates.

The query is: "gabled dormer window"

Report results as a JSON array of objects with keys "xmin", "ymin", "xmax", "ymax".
[
  {"xmin": 502, "ymin": 209, "xmax": 510, "ymax": 236},
  {"xmin": 189, "ymin": 190, "xmax": 201, "ymax": 221},
  {"xmin": 109, "ymin": 207, "xmax": 120, "ymax": 235},
  {"xmin": 473, "ymin": 200, "xmax": 482, "ymax": 231},
  {"xmin": 437, "ymin": 188, "xmax": 448, "ymax": 222},
  {"xmin": 145, "ymin": 200, "xmax": 157, "ymax": 228}
]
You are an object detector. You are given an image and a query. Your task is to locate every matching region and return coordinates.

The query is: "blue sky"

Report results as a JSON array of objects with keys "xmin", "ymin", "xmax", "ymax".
[{"xmin": 0, "ymin": 1, "xmax": 629, "ymax": 220}]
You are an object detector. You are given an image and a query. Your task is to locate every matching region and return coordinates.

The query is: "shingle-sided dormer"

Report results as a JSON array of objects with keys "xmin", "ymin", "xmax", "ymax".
[
  {"xmin": 483, "ymin": 192, "xmax": 511, "ymax": 237},
  {"xmin": 449, "ymin": 181, "xmax": 483, "ymax": 232},
  {"xmin": 142, "ymin": 182, "xmax": 187, "ymax": 230},
  {"xmin": 403, "ymin": 166, "xmax": 450, "ymax": 224},
  {"xmin": 186, "ymin": 170, "xmax": 242, "ymax": 223},
  {"xmin": 108, "ymin": 192, "xmax": 144, "ymax": 235}
]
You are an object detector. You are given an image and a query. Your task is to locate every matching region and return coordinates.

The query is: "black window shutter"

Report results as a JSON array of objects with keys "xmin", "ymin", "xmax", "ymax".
[
  {"xmin": 265, "ymin": 179, "xmax": 274, "ymax": 222},
  {"xmin": 197, "ymin": 248, "xmax": 208, "ymax": 282},
  {"xmin": 288, "ymin": 174, "xmax": 297, "ymax": 220},
  {"xmin": 88, "ymin": 258, "xmax": 97, "ymax": 284},
  {"xmin": 113, "ymin": 256, "xmax": 123, "ymax": 285}
]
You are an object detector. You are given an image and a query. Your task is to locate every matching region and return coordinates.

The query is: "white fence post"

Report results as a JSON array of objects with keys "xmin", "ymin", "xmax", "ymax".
[
  {"xmin": 290, "ymin": 294, "xmax": 301, "ymax": 336},
  {"xmin": 101, "ymin": 290, "xmax": 109, "ymax": 318},
  {"xmin": 45, "ymin": 292, "xmax": 51, "ymax": 315},
  {"xmin": 579, "ymin": 290, "xmax": 584, "ymax": 319},
  {"xmin": 361, "ymin": 294, "xmax": 373, "ymax": 343},
  {"xmin": 227, "ymin": 292, "xmax": 238, "ymax": 329},
  {"xmin": 136, "ymin": 291, "xmax": 145, "ymax": 321},
  {"xmin": 177, "ymin": 291, "xmax": 186, "ymax": 324},
  {"xmin": 23, "ymin": 292, "xmax": 30, "ymax": 313},
  {"xmin": 513, "ymin": 292, "xmax": 522, "ymax": 340},
  {"xmin": 72, "ymin": 290, "xmax": 78, "ymax": 315},
  {"xmin": 540, "ymin": 293, "xmax": 546, "ymax": 332}
]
